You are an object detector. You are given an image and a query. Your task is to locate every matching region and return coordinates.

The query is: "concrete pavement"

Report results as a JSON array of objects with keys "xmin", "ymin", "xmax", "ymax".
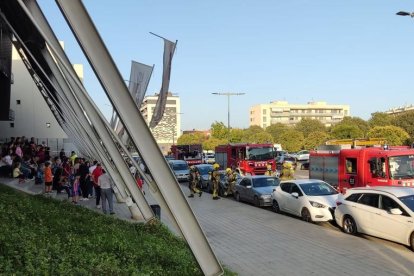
[{"xmin": 2, "ymin": 176, "xmax": 414, "ymax": 275}]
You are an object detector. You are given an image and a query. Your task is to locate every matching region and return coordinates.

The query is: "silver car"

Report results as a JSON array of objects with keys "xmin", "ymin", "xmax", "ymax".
[
  {"xmin": 168, "ymin": 160, "xmax": 190, "ymax": 182},
  {"xmin": 234, "ymin": 175, "xmax": 280, "ymax": 207}
]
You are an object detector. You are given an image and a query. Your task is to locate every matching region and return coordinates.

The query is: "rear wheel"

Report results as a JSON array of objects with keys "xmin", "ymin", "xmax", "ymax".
[
  {"xmin": 234, "ymin": 192, "xmax": 240, "ymax": 202},
  {"xmin": 301, "ymin": 208, "xmax": 312, "ymax": 223},
  {"xmin": 272, "ymin": 200, "xmax": 280, "ymax": 213},
  {"xmin": 342, "ymin": 216, "xmax": 357, "ymax": 235},
  {"xmin": 410, "ymin": 233, "xmax": 414, "ymax": 251}
]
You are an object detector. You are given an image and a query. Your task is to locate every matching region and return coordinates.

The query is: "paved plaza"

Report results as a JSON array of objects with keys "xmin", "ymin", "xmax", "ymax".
[{"xmin": 2, "ymin": 177, "xmax": 414, "ymax": 275}]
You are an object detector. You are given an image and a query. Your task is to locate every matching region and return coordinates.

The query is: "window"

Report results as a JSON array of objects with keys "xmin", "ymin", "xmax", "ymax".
[
  {"xmin": 16, "ymin": 100, "xmax": 21, "ymax": 105},
  {"xmin": 358, "ymin": 194, "xmax": 379, "ymax": 208},
  {"xmin": 290, "ymin": 184, "xmax": 303, "ymax": 196},
  {"xmin": 380, "ymin": 195, "xmax": 406, "ymax": 214},
  {"xmin": 345, "ymin": 158, "xmax": 357, "ymax": 174},
  {"xmin": 10, "ymin": 123, "xmax": 14, "ymax": 128},
  {"xmin": 345, "ymin": 193, "xmax": 362, "ymax": 202},
  {"xmin": 240, "ymin": 179, "xmax": 251, "ymax": 187},
  {"xmin": 263, "ymin": 109, "xmax": 266, "ymax": 115},
  {"xmin": 263, "ymin": 117, "xmax": 267, "ymax": 122},
  {"xmin": 280, "ymin": 183, "xmax": 292, "ymax": 193}
]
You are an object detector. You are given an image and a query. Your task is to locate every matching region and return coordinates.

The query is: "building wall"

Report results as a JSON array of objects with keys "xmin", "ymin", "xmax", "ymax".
[
  {"xmin": 0, "ymin": 45, "xmax": 83, "ymax": 152},
  {"xmin": 250, "ymin": 101, "xmax": 350, "ymax": 128},
  {"xmin": 385, "ymin": 105, "xmax": 414, "ymax": 115},
  {"xmin": 140, "ymin": 93, "xmax": 181, "ymax": 154}
]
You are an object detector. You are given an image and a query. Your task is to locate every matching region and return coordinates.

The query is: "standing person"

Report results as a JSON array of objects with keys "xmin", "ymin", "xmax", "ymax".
[
  {"xmin": 69, "ymin": 151, "xmax": 77, "ymax": 166},
  {"xmin": 264, "ymin": 162, "xmax": 275, "ymax": 176},
  {"xmin": 280, "ymin": 162, "xmax": 295, "ymax": 180},
  {"xmin": 59, "ymin": 149, "xmax": 66, "ymax": 161},
  {"xmin": 92, "ymin": 163, "xmax": 103, "ymax": 209},
  {"xmin": 212, "ymin": 163, "xmax": 221, "ymax": 200},
  {"xmin": 72, "ymin": 173, "xmax": 80, "ymax": 204},
  {"xmin": 188, "ymin": 166, "xmax": 202, "ymax": 198},
  {"xmin": 88, "ymin": 160, "xmax": 98, "ymax": 198},
  {"xmin": 224, "ymin": 168, "xmax": 237, "ymax": 197},
  {"xmin": 98, "ymin": 169, "xmax": 115, "ymax": 215},
  {"xmin": 44, "ymin": 161, "xmax": 53, "ymax": 193},
  {"xmin": 78, "ymin": 159, "xmax": 89, "ymax": 200}
]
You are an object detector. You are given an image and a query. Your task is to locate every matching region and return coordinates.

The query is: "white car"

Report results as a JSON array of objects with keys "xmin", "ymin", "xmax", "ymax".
[
  {"xmin": 271, "ymin": 179, "xmax": 339, "ymax": 222},
  {"xmin": 203, "ymin": 153, "xmax": 215, "ymax": 164},
  {"xmin": 335, "ymin": 187, "xmax": 414, "ymax": 250},
  {"xmin": 293, "ymin": 150, "xmax": 310, "ymax": 161}
]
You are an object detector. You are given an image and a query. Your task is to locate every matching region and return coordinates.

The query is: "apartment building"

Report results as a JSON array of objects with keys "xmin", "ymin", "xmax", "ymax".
[
  {"xmin": 140, "ymin": 92, "xmax": 181, "ymax": 154},
  {"xmin": 385, "ymin": 105, "xmax": 414, "ymax": 116},
  {"xmin": 250, "ymin": 101, "xmax": 350, "ymax": 128}
]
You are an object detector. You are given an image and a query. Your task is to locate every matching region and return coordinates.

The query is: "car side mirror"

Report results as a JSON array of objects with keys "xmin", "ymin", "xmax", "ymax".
[
  {"xmin": 389, "ymin": 208, "xmax": 403, "ymax": 215},
  {"xmin": 246, "ymin": 185, "xmax": 252, "ymax": 189},
  {"xmin": 291, "ymin": 192, "xmax": 299, "ymax": 198}
]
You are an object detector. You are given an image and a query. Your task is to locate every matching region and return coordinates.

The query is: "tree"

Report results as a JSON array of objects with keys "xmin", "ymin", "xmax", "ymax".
[
  {"xmin": 367, "ymin": 126, "xmax": 410, "ymax": 146},
  {"xmin": 391, "ymin": 110, "xmax": 414, "ymax": 139},
  {"xmin": 294, "ymin": 118, "xmax": 326, "ymax": 138},
  {"xmin": 335, "ymin": 117, "xmax": 369, "ymax": 136},
  {"xmin": 202, "ymin": 137, "xmax": 227, "ymax": 151},
  {"xmin": 279, "ymin": 129, "xmax": 304, "ymax": 152},
  {"xmin": 330, "ymin": 124, "xmax": 364, "ymax": 139},
  {"xmin": 229, "ymin": 128, "xmax": 244, "ymax": 143},
  {"xmin": 241, "ymin": 125, "xmax": 265, "ymax": 142},
  {"xmin": 210, "ymin": 121, "xmax": 228, "ymax": 140},
  {"xmin": 246, "ymin": 132, "xmax": 273, "ymax": 144},
  {"xmin": 265, "ymin": 123, "xmax": 290, "ymax": 142},
  {"xmin": 368, "ymin": 112, "xmax": 392, "ymax": 128},
  {"xmin": 304, "ymin": 131, "xmax": 330, "ymax": 150},
  {"xmin": 177, "ymin": 132, "xmax": 206, "ymax": 145}
]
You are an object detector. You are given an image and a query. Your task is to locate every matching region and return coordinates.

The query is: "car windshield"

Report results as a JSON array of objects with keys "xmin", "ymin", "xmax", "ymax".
[
  {"xmin": 398, "ymin": 195, "xmax": 414, "ymax": 212},
  {"xmin": 172, "ymin": 163, "xmax": 188, "ymax": 170},
  {"xmin": 197, "ymin": 166, "xmax": 213, "ymax": 175},
  {"xmin": 252, "ymin": 177, "xmax": 280, "ymax": 188},
  {"xmin": 299, "ymin": 182, "xmax": 338, "ymax": 196},
  {"xmin": 246, "ymin": 147, "xmax": 274, "ymax": 161},
  {"xmin": 389, "ymin": 155, "xmax": 414, "ymax": 180}
]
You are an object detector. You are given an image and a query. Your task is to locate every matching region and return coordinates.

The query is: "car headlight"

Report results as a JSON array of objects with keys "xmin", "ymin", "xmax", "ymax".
[
  {"xmin": 260, "ymin": 194, "xmax": 271, "ymax": 199},
  {"xmin": 309, "ymin": 201, "xmax": 326, "ymax": 208}
]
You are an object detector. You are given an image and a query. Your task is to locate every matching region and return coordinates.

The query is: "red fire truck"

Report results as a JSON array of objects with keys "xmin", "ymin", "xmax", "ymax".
[
  {"xmin": 309, "ymin": 141, "xmax": 414, "ymax": 193},
  {"xmin": 171, "ymin": 144, "xmax": 203, "ymax": 165},
  {"xmin": 215, "ymin": 143, "xmax": 276, "ymax": 175}
]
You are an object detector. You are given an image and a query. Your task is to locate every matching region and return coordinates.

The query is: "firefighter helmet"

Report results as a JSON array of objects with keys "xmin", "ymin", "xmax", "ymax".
[
  {"xmin": 226, "ymin": 168, "xmax": 232, "ymax": 174},
  {"xmin": 213, "ymin": 163, "xmax": 220, "ymax": 170}
]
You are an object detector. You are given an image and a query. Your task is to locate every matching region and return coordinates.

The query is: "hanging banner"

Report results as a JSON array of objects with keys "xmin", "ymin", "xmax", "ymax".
[
  {"xmin": 129, "ymin": 60, "xmax": 154, "ymax": 107},
  {"xmin": 149, "ymin": 38, "xmax": 176, "ymax": 128}
]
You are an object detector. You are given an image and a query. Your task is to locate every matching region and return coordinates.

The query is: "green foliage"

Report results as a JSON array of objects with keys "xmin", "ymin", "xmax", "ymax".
[
  {"xmin": 279, "ymin": 129, "xmax": 304, "ymax": 152},
  {"xmin": 241, "ymin": 125, "xmax": 264, "ymax": 142},
  {"xmin": 265, "ymin": 123, "xmax": 290, "ymax": 142},
  {"xmin": 367, "ymin": 126, "xmax": 410, "ymax": 146},
  {"xmin": 336, "ymin": 117, "xmax": 369, "ymax": 136},
  {"xmin": 229, "ymin": 128, "xmax": 244, "ymax": 143},
  {"xmin": 368, "ymin": 112, "xmax": 392, "ymax": 128},
  {"xmin": 0, "ymin": 185, "xmax": 208, "ymax": 275},
  {"xmin": 330, "ymin": 124, "xmax": 364, "ymax": 139},
  {"xmin": 202, "ymin": 137, "xmax": 227, "ymax": 151},
  {"xmin": 391, "ymin": 110, "xmax": 414, "ymax": 139},
  {"xmin": 294, "ymin": 118, "xmax": 326, "ymax": 138},
  {"xmin": 177, "ymin": 132, "xmax": 206, "ymax": 145},
  {"xmin": 304, "ymin": 131, "xmax": 330, "ymax": 150},
  {"xmin": 211, "ymin": 121, "xmax": 228, "ymax": 140},
  {"xmin": 246, "ymin": 132, "xmax": 273, "ymax": 144}
]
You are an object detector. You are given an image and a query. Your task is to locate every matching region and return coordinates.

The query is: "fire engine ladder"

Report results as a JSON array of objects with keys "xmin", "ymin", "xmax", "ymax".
[{"xmin": 325, "ymin": 138, "xmax": 387, "ymax": 147}]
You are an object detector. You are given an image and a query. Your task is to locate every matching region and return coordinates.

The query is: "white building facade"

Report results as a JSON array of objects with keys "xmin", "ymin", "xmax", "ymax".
[
  {"xmin": 140, "ymin": 93, "xmax": 181, "ymax": 154},
  {"xmin": 250, "ymin": 101, "xmax": 350, "ymax": 128}
]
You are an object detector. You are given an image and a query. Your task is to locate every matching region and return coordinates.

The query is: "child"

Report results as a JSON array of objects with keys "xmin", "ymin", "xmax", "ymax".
[
  {"xmin": 13, "ymin": 162, "xmax": 25, "ymax": 183},
  {"xmin": 44, "ymin": 161, "xmax": 53, "ymax": 193}
]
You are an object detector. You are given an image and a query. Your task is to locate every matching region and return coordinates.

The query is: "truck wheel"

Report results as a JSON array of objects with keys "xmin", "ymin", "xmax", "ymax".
[
  {"xmin": 301, "ymin": 208, "xmax": 312, "ymax": 223},
  {"xmin": 272, "ymin": 200, "xmax": 281, "ymax": 213},
  {"xmin": 234, "ymin": 192, "xmax": 240, "ymax": 202},
  {"xmin": 342, "ymin": 216, "xmax": 357, "ymax": 235}
]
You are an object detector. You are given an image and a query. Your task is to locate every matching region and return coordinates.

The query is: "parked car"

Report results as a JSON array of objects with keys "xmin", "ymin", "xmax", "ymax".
[
  {"xmin": 167, "ymin": 160, "xmax": 189, "ymax": 182},
  {"xmin": 335, "ymin": 187, "xmax": 414, "ymax": 250},
  {"xmin": 276, "ymin": 155, "xmax": 297, "ymax": 171},
  {"xmin": 234, "ymin": 175, "xmax": 280, "ymax": 207},
  {"xmin": 272, "ymin": 179, "xmax": 339, "ymax": 222},
  {"xmin": 300, "ymin": 161, "xmax": 310, "ymax": 170},
  {"xmin": 291, "ymin": 150, "xmax": 310, "ymax": 161},
  {"xmin": 203, "ymin": 153, "xmax": 215, "ymax": 164},
  {"xmin": 194, "ymin": 164, "xmax": 213, "ymax": 190}
]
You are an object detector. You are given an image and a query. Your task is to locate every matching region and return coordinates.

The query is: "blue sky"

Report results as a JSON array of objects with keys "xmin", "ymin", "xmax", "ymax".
[{"xmin": 38, "ymin": 0, "xmax": 414, "ymax": 131}]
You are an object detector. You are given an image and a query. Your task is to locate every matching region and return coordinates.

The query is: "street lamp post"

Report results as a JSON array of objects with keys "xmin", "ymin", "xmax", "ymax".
[{"xmin": 212, "ymin": 92, "xmax": 245, "ymax": 141}]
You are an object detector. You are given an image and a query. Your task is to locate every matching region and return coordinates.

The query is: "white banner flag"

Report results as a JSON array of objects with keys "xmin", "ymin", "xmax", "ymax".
[
  {"xmin": 149, "ymin": 39, "xmax": 176, "ymax": 128},
  {"xmin": 128, "ymin": 60, "xmax": 154, "ymax": 107}
]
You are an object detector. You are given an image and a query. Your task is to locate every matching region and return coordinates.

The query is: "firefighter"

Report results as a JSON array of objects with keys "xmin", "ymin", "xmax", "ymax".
[
  {"xmin": 280, "ymin": 162, "xmax": 295, "ymax": 180},
  {"xmin": 212, "ymin": 163, "xmax": 221, "ymax": 200},
  {"xmin": 224, "ymin": 167, "xmax": 237, "ymax": 196},
  {"xmin": 264, "ymin": 162, "xmax": 275, "ymax": 176},
  {"xmin": 188, "ymin": 166, "xmax": 202, "ymax": 198}
]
